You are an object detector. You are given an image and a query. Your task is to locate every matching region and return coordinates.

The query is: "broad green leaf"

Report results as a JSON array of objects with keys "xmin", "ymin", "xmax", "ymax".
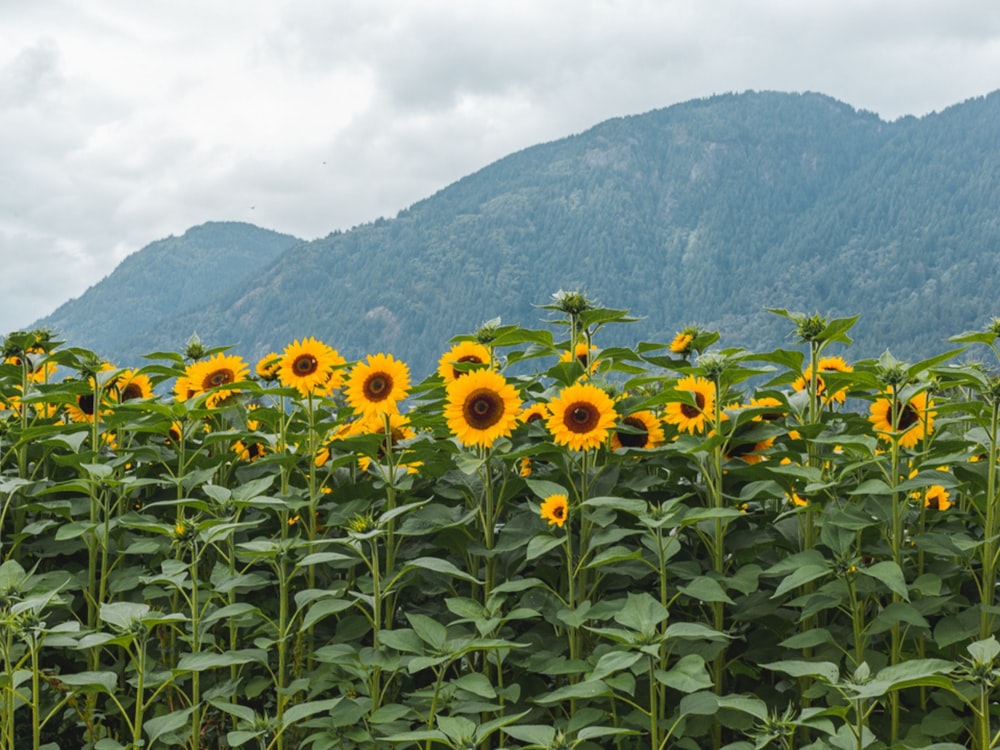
[
  {"xmin": 680, "ymin": 576, "xmax": 735, "ymax": 604},
  {"xmin": 859, "ymin": 560, "xmax": 909, "ymax": 600},
  {"xmin": 144, "ymin": 707, "xmax": 196, "ymax": 746},
  {"xmin": 762, "ymin": 659, "xmax": 840, "ymax": 684},
  {"xmin": 282, "ymin": 697, "xmax": 343, "ymax": 727},
  {"xmin": 655, "ymin": 653, "xmax": 713, "ymax": 693}
]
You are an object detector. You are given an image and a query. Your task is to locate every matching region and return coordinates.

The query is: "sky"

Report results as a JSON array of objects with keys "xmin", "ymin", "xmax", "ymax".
[{"xmin": 3, "ymin": 1, "xmax": 1000, "ymax": 333}]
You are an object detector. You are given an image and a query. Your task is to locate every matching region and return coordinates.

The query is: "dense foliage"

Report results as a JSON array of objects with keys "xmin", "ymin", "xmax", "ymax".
[
  {"xmin": 6, "ymin": 299, "xmax": 1000, "ymax": 749},
  {"xmin": 33, "ymin": 90, "xmax": 1000, "ymax": 376}
]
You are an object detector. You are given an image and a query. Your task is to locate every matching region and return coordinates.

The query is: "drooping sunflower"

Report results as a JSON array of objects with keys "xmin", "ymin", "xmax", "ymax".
[
  {"xmin": 669, "ymin": 331, "xmax": 694, "ymax": 355},
  {"xmin": 540, "ymin": 494, "xmax": 569, "ymax": 528},
  {"xmin": 611, "ymin": 410, "xmax": 666, "ymax": 451},
  {"xmin": 868, "ymin": 388, "xmax": 935, "ymax": 449},
  {"xmin": 278, "ymin": 338, "xmax": 345, "ymax": 396},
  {"xmin": 437, "ymin": 341, "xmax": 491, "ymax": 382},
  {"xmin": 792, "ymin": 356, "xmax": 853, "ymax": 404},
  {"xmin": 255, "ymin": 352, "xmax": 281, "ymax": 382},
  {"xmin": 345, "ymin": 353, "xmax": 411, "ymax": 418},
  {"xmin": 663, "ymin": 375, "xmax": 716, "ymax": 434},
  {"xmin": 113, "ymin": 370, "xmax": 153, "ymax": 403},
  {"xmin": 545, "ymin": 382, "xmax": 617, "ymax": 452},
  {"xmin": 559, "ymin": 342, "xmax": 600, "ymax": 373},
  {"xmin": 182, "ymin": 353, "xmax": 250, "ymax": 408},
  {"xmin": 924, "ymin": 484, "xmax": 952, "ymax": 511},
  {"xmin": 445, "ymin": 368, "xmax": 522, "ymax": 449}
]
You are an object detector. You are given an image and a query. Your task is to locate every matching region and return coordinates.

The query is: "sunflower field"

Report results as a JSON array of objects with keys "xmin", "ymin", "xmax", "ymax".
[{"xmin": 4, "ymin": 295, "xmax": 1000, "ymax": 750}]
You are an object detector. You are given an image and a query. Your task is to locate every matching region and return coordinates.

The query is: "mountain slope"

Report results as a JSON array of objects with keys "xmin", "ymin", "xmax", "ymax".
[
  {"xmin": 32, "ymin": 90, "xmax": 1000, "ymax": 376},
  {"xmin": 34, "ymin": 222, "xmax": 302, "ymax": 359}
]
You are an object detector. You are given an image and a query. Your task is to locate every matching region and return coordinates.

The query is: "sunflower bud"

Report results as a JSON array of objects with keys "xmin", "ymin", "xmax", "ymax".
[
  {"xmin": 696, "ymin": 351, "xmax": 728, "ymax": 380},
  {"xmin": 475, "ymin": 318, "xmax": 501, "ymax": 345},
  {"xmin": 988, "ymin": 317, "xmax": 1000, "ymax": 337},
  {"xmin": 184, "ymin": 332, "xmax": 207, "ymax": 361},
  {"xmin": 551, "ymin": 290, "xmax": 592, "ymax": 316},
  {"xmin": 794, "ymin": 313, "xmax": 827, "ymax": 343}
]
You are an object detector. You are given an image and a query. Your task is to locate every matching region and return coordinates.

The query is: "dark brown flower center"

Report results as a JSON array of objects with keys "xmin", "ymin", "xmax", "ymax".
[
  {"xmin": 293, "ymin": 354, "xmax": 318, "ymax": 376},
  {"xmin": 617, "ymin": 416, "xmax": 649, "ymax": 448},
  {"xmin": 78, "ymin": 394, "xmax": 95, "ymax": 416},
  {"xmin": 363, "ymin": 373, "xmax": 392, "ymax": 402},
  {"xmin": 463, "ymin": 388, "xmax": 504, "ymax": 429},
  {"xmin": 203, "ymin": 369, "xmax": 235, "ymax": 390},
  {"xmin": 525, "ymin": 410, "xmax": 544, "ymax": 423},
  {"xmin": 680, "ymin": 392, "xmax": 706, "ymax": 419},
  {"xmin": 452, "ymin": 355, "xmax": 484, "ymax": 379},
  {"xmin": 895, "ymin": 400, "xmax": 918, "ymax": 431},
  {"xmin": 120, "ymin": 383, "xmax": 143, "ymax": 401},
  {"xmin": 552, "ymin": 504, "xmax": 565, "ymax": 520},
  {"xmin": 564, "ymin": 401, "xmax": 599, "ymax": 433}
]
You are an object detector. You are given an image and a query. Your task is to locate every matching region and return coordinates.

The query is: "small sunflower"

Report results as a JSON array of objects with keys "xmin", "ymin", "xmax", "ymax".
[
  {"xmin": 727, "ymin": 436, "xmax": 776, "ymax": 464},
  {"xmin": 924, "ymin": 485, "xmax": 952, "ymax": 511},
  {"xmin": 519, "ymin": 403, "xmax": 550, "ymax": 424},
  {"xmin": 611, "ymin": 410, "xmax": 666, "ymax": 451},
  {"xmin": 559, "ymin": 342, "xmax": 600, "ymax": 373},
  {"xmin": 792, "ymin": 356, "xmax": 853, "ymax": 404},
  {"xmin": 540, "ymin": 494, "xmax": 569, "ymax": 528},
  {"xmin": 445, "ymin": 368, "xmax": 522, "ymax": 449},
  {"xmin": 255, "ymin": 352, "xmax": 281, "ymax": 381},
  {"xmin": 868, "ymin": 388, "xmax": 935, "ymax": 449},
  {"xmin": 545, "ymin": 382, "xmax": 618, "ymax": 452},
  {"xmin": 669, "ymin": 331, "xmax": 694, "ymax": 355},
  {"xmin": 183, "ymin": 353, "xmax": 250, "ymax": 408},
  {"xmin": 278, "ymin": 338, "xmax": 345, "ymax": 396},
  {"xmin": 113, "ymin": 370, "xmax": 153, "ymax": 403},
  {"xmin": 353, "ymin": 412, "xmax": 420, "ymax": 472},
  {"xmin": 437, "ymin": 341, "xmax": 491, "ymax": 382},
  {"xmin": 346, "ymin": 353, "xmax": 411, "ymax": 417},
  {"xmin": 663, "ymin": 375, "xmax": 716, "ymax": 434}
]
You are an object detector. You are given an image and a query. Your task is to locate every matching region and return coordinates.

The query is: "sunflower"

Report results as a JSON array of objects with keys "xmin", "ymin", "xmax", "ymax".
[
  {"xmin": 611, "ymin": 410, "xmax": 666, "ymax": 451},
  {"xmin": 345, "ymin": 353, "xmax": 411, "ymax": 417},
  {"xmin": 747, "ymin": 396, "xmax": 786, "ymax": 422},
  {"xmin": 669, "ymin": 331, "xmax": 694, "ymax": 355},
  {"xmin": 113, "ymin": 370, "xmax": 153, "ymax": 403},
  {"xmin": 545, "ymin": 382, "xmax": 618, "ymax": 452},
  {"xmin": 437, "ymin": 341, "xmax": 491, "ymax": 382},
  {"xmin": 924, "ymin": 485, "xmax": 952, "ymax": 511},
  {"xmin": 65, "ymin": 392, "xmax": 100, "ymax": 424},
  {"xmin": 727, "ymin": 436, "xmax": 776, "ymax": 464},
  {"xmin": 278, "ymin": 338, "xmax": 345, "ymax": 396},
  {"xmin": 792, "ymin": 356, "xmax": 853, "ymax": 404},
  {"xmin": 559, "ymin": 342, "xmax": 600, "ymax": 373},
  {"xmin": 255, "ymin": 352, "xmax": 281, "ymax": 381},
  {"xmin": 540, "ymin": 494, "xmax": 569, "ymax": 528},
  {"xmin": 182, "ymin": 353, "xmax": 250, "ymax": 408},
  {"xmin": 663, "ymin": 375, "xmax": 716, "ymax": 434},
  {"xmin": 352, "ymin": 412, "xmax": 420, "ymax": 472},
  {"xmin": 868, "ymin": 388, "xmax": 935, "ymax": 449},
  {"xmin": 445, "ymin": 368, "xmax": 522, "ymax": 449},
  {"xmin": 519, "ymin": 403, "xmax": 550, "ymax": 424}
]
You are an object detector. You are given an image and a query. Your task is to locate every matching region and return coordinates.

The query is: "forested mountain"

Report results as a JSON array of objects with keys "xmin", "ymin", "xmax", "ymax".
[
  {"xmin": 33, "ymin": 222, "xmax": 301, "ymax": 359},
  {"xmin": 30, "ymin": 90, "xmax": 1000, "ymax": 376}
]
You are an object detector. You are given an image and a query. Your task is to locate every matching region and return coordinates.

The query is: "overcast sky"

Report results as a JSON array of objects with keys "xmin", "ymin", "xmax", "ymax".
[{"xmin": 3, "ymin": 1, "xmax": 999, "ymax": 332}]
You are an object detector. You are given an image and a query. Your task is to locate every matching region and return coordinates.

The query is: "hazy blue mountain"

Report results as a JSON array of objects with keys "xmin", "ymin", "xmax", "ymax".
[
  {"xmin": 28, "ymin": 90, "xmax": 1000, "ymax": 376},
  {"xmin": 33, "ymin": 222, "xmax": 301, "ymax": 360}
]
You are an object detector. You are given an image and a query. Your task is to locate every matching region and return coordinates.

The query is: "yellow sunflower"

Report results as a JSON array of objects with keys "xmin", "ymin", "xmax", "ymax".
[
  {"xmin": 255, "ymin": 352, "xmax": 281, "ymax": 381},
  {"xmin": 445, "ymin": 368, "xmax": 522, "ymax": 449},
  {"xmin": 611, "ymin": 410, "xmax": 666, "ymax": 451},
  {"xmin": 663, "ymin": 375, "xmax": 716, "ymax": 434},
  {"xmin": 182, "ymin": 353, "xmax": 250, "ymax": 408},
  {"xmin": 924, "ymin": 485, "xmax": 952, "ymax": 511},
  {"xmin": 353, "ymin": 412, "xmax": 420, "ymax": 473},
  {"xmin": 113, "ymin": 370, "xmax": 153, "ymax": 403},
  {"xmin": 559, "ymin": 342, "xmax": 600, "ymax": 373},
  {"xmin": 747, "ymin": 396, "xmax": 786, "ymax": 422},
  {"xmin": 727, "ymin": 436, "xmax": 776, "ymax": 464},
  {"xmin": 65, "ymin": 392, "xmax": 100, "ymax": 424},
  {"xmin": 519, "ymin": 403, "xmax": 550, "ymax": 424},
  {"xmin": 545, "ymin": 382, "xmax": 618, "ymax": 452},
  {"xmin": 278, "ymin": 338, "xmax": 345, "ymax": 396},
  {"xmin": 437, "ymin": 341, "xmax": 491, "ymax": 382},
  {"xmin": 669, "ymin": 331, "xmax": 694, "ymax": 355},
  {"xmin": 345, "ymin": 353, "xmax": 411, "ymax": 417},
  {"xmin": 540, "ymin": 494, "xmax": 569, "ymax": 528},
  {"xmin": 792, "ymin": 356, "xmax": 853, "ymax": 404},
  {"xmin": 868, "ymin": 388, "xmax": 935, "ymax": 449}
]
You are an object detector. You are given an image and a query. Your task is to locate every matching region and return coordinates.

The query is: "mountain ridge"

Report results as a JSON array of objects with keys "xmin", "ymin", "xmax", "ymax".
[{"xmin": 31, "ymin": 89, "xmax": 1000, "ymax": 376}]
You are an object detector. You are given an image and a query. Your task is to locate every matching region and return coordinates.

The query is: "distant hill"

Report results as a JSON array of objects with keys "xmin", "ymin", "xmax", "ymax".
[
  {"xmin": 30, "ymin": 90, "xmax": 1000, "ymax": 376},
  {"xmin": 34, "ymin": 222, "xmax": 301, "ymax": 360}
]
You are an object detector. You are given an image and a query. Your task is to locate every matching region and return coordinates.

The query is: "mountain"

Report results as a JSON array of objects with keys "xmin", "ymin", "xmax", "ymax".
[
  {"xmin": 34, "ymin": 222, "xmax": 301, "ymax": 359},
  {"xmin": 31, "ymin": 90, "xmax": 1000, "ymax": 376}
]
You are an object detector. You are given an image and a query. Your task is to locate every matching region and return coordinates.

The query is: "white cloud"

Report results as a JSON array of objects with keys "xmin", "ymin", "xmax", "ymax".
[{"xmin": 1, "ymin": 0, "xmax": 999, "ymax": 331}]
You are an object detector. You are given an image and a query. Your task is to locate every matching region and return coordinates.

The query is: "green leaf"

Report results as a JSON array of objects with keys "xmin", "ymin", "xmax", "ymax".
[
  {"xmin": 679, "ymin": 576, "xmax": 735, "ymax": 604},
  {"xmin": 762, "ymin": 659, "xmax": 840, "ymax": 684},
  {"xmin": 407, "ymin": 612, "xmax": 448, "ymax": 651},
  {"xmin": 590, "ymin": 650, "xmax": 643, "ymax": 682},
  {"xmin": 451, "ymin": 672, "xmax": 498, "ymax": 699},
  {"xmin": 282, "ymin": 697, "xmax": 343, "ymax": 727},
  {"xmin": 859, "ymin": 560, "xmax": 909, "ymax": 600},
  {"xmin": 613, "ymin": 592, "xmax": 668, "ymax": 635},
  {"xmin": 405, "ymin": 556, "xmax": 482, "ymax": 585},
  {"xmin": 176, "ymin": 649, "xmax": 266, "ymax": 671},
  {"xmin": 144, "ymin": 707, "xmax": 197, "ymax": 746},
  {"xmin": 772, "ymin": 564, "xmax": 832, "ymax": 599},
  {"xmin": 526, "ymin": 533, "xmax": 565, "ymax": 560},
  {"xmin": 655, "ymin": 653, "xmax": 713, "ymax": 693}
]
